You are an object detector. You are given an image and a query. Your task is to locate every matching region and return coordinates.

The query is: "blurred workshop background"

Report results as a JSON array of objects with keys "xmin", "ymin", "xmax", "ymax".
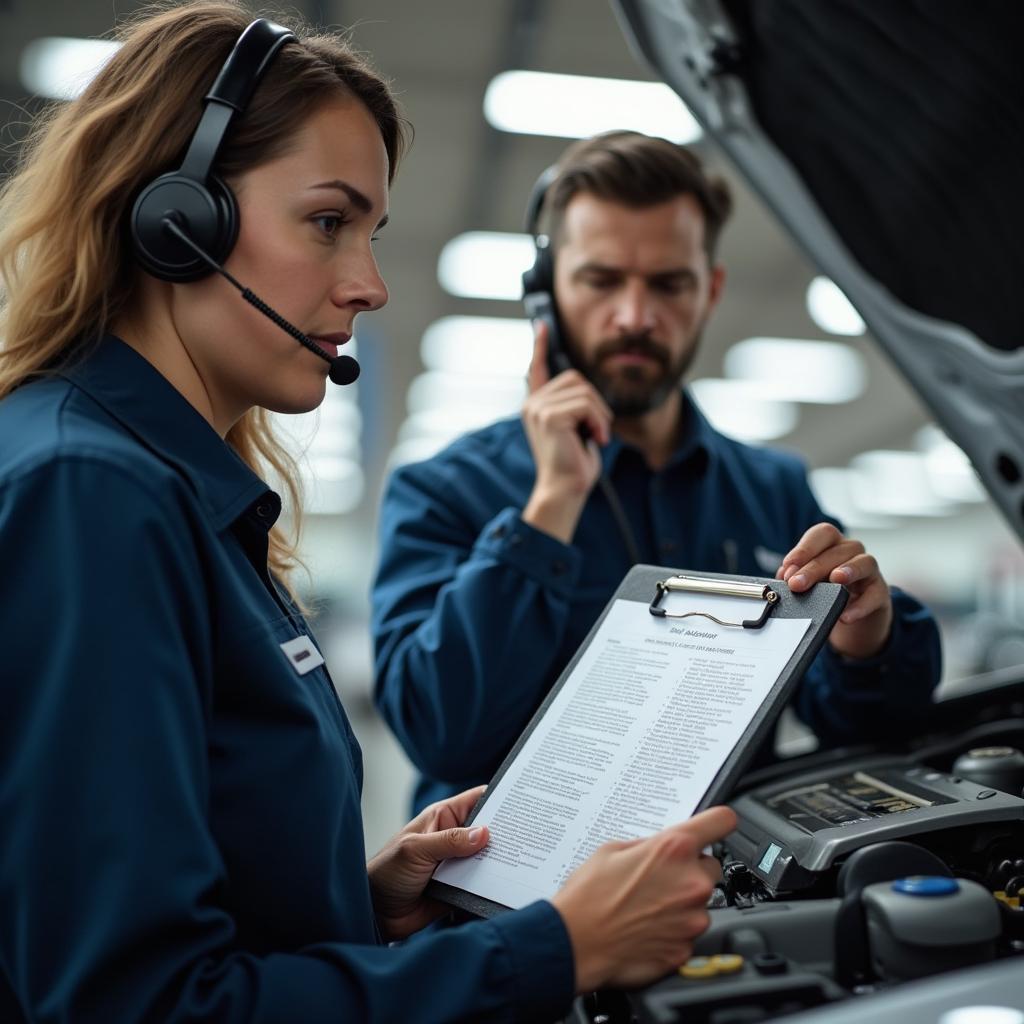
[{"xmin": 2, "ymin": 0, "xmax": 1021, "ymax": 854}]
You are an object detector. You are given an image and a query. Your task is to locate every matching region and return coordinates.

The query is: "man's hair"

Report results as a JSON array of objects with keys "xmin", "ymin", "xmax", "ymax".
[{"xmin": 543, "ymin": 131, "xmax": 733, "ymax": 260}]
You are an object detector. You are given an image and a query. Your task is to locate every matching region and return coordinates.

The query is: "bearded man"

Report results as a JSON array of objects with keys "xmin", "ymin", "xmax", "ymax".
[{"xmin": 371, "ymin": 131, "xmax": 941, "ymax": 813}]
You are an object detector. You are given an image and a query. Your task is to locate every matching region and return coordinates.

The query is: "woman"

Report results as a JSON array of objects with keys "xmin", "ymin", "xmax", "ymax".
[{"xmin": 0, "ymin": 3, "xmax": 736, "ymax": 1021}]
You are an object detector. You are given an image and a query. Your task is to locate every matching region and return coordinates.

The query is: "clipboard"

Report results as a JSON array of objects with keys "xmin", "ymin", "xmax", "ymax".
[{"xmin": 427, "ymin": 565, "xmax": 847, "ymax": 919}]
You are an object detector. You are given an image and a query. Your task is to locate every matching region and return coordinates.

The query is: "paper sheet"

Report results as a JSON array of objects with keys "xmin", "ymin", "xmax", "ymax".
[{"xmin": 434, "ymin": 594, "xmax": 811, "ymax": 909}]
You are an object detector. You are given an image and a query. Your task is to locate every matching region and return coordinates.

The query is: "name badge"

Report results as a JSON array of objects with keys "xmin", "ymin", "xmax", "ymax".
[{"xmin": 279, "ymin": 635, "xmax": 326, "ymax": 676}]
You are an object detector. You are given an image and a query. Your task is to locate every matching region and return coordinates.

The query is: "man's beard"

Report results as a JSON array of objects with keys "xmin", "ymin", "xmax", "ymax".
[{"xmin": 567, "ymin": 326, "xmax": 704, "ymax": 417}]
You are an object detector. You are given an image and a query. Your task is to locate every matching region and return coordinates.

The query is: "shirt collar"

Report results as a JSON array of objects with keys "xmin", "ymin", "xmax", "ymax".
[
  {"xmin": 600, "ymin": 387, "xmax": 715, "ymax": 477},
  {"xmin": 61, "ymin": 335, "xmax": 275, "ymax": 531}
]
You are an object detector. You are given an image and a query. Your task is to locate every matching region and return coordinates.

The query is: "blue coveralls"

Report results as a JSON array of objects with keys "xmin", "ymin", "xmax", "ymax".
[
  {"xmin": 372, "ymin": 396, "xmax": 942, "ymax": 813},
  {"xmin": 0, "ymin": 336, "xmax": 574, "ymax": 1023}
]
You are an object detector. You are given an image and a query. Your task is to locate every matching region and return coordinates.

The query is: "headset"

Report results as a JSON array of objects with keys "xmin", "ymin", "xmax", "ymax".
[
  {"xmin": 520, "ymin": 164, "xmax": 642, "ymax": 565},
  {"xmin": 130, "ymin": 19, "xmax": 359, "ymax": 386},
  {"xmin": 521, "ymin": 164, "xmax": 573, "ymax": 380}
]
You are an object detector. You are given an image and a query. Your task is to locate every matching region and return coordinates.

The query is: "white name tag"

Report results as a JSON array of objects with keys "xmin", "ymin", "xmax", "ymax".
[{"xmin": 279, "ymin": 635, "xmax": 326, "ymax": 676}]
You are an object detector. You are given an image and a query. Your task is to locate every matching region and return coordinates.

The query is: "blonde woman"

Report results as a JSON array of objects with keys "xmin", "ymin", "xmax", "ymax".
[{"xmin": 0, "ymin": 3, "xmax": 735, "ymax": 1021}]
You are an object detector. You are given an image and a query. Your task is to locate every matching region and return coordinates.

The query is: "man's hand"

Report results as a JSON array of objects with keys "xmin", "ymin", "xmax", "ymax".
[
  {"xmin": 521, "ymin": 323, "xmax": 612, "ymax": 543},
  {"xmin": 777, "ymin": 522, "xmax": 894, "ymax": 659},
  {"xmin": 366, "ymin": 785, "xmax": 488, "ymax": 942}
]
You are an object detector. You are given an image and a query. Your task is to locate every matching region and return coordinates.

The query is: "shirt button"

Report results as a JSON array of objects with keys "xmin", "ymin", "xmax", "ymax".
[
  {"xmin": 660, "ymin": 539, "xmax": 678, "ymax": 554},
  {"xmin": 491, "ymin": 525, "xmax": 507, "ymax": 540},
  {"xmin": 255, "ymin": 502, "xmax": 274, "ymax": 520},
  {"xmin": 552, "ymin": 559, "xmax": 567, "ymax": 576}
]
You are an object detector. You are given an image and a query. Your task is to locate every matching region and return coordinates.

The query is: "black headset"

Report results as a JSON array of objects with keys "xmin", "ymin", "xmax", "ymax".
[
  {"xmin": 127, "ymin": 19, "xmax": 360, "ymax": 385},
  {"xmin": 130, "ymin": 19, "xmax": 295, "ymax": 282},
  {"xmin": 521, "ymin": 164, "xmax": 575, "ymax": 377}
]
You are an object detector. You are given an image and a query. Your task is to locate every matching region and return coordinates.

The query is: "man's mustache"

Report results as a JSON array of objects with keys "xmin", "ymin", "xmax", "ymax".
[{"xmin": 592, "ymin": 333, "xmax": 670, "ymax": 370}]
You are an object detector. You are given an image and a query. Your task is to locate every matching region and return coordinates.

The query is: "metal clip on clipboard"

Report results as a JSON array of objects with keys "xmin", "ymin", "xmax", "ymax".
[{"xmin": 648, "ymin": 575, "xmax": 779, "ymax": 629}]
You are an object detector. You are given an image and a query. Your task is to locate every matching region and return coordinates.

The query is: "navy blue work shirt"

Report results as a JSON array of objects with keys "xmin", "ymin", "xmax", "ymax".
[
  {"xmin": 372, "ymin": 396, "xmax": 942, "ymax": 813},
  {"xmin": 0, "ymin": 336, "xmax": 574, "ymax": 1023}
]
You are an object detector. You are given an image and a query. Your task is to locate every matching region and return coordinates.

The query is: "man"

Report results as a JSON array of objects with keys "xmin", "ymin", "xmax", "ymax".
[{"xmin": 372, "ymin": 131, "xmax": 941, "ymax": 813}]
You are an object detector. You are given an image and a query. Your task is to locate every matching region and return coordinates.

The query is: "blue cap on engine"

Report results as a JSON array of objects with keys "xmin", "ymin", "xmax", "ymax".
[{"xmin": 891, "ymin": 876, "xmax": 960, "ymax": 896}]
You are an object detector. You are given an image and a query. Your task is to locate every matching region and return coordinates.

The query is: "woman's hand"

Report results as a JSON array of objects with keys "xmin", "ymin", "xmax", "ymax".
[
  {"xmin": 551, "ymin": 805, "xmax": 737, "ymax": 992},
  {"xmin": 367, "ymin": 785, "xmax": 489, "ymax": 942}
]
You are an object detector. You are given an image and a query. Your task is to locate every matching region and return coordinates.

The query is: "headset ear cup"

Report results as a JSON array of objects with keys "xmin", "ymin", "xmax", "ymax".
[
  {"xmin": 205, "ymin": 173, "xmax": 240, "ymax": 266},
  {"xmin": 521, "ymin": 238, "xmax": 554, "ymax": 298},
  {"xmin": 130, "ymin": 172, "xmax": 239, "ymax": 282},
  {"xmin": 533, "ymin": 243, "xmax": 553, "ymax": 295}
]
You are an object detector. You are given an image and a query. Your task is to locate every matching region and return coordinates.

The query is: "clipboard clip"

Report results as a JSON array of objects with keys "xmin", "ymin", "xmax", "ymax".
[{"xmin": 649, "ymin": 575, "xmax": 779, "ymax": 629}]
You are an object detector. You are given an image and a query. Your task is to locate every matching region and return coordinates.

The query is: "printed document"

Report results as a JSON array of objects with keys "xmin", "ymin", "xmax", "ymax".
[{"xmin": 434, "ymin": 594, "xmax": 810, "ymax": 909}]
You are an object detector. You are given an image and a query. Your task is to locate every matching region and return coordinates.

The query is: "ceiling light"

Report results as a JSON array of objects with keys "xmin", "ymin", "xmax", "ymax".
[
  {"xmin": 689, "ymin": 379, "xmax": 798, "ymax": 442},
  {"xmin": 398, "ymin": 407, "xmax": 517, "ymax": 443},
  {"xmin": 301, "ymin": 457, "xmax": 364, "ymax": 515},
  {"xmin": 20, "ymin": 37, "xmax": 121, "ymax": 101},
  {"xmin": 272, "ymin": 378, "xmax": 363, "ymax": 513},
  {"xmin": 484, "ymin": 70, "xmax": 701, "ymax": 143},
  {"xmin": 388, "ymin": 436, "xmax": 453, "ymax": 469},
  {"xmin": 848, "ymin": 450, "xmax": 953, "ymax": 517},
  {"xmin": 940, "ymin": 1008, "xmax": 1024, "ymax": 1024},
  {"xmin": 806, "ymin": 277, "xmax": 866, "ymax": 336},
  {"xmin": 915, "ymin": 425, "xmax": 986, "ymax": 503},
  {"xmin": 406, "ymin": 372, "xmax": 526, "ymax": 418},
  {"xmin": 438, "ymin": 232, "xmax": 535, "ymax": 301},
  {"xmin": 420, "ymin": 316, "xmax": 533, "ymax": 377},
  {"xmin": 809, "ymin": 468, "xmax": 898, "ymax": 530},
  {"xmin": 273, "ymin": 389, "xmax": 361, "ymax": 461},
  {"xmin": 724, "ymin": 337, "xmax": 866, "ymax": 403}
]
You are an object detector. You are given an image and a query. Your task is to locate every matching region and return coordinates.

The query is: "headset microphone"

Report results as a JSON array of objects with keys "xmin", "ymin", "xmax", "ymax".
[{"xmin": 160, "ymin": 216, "xmax": 360, "ymax": 385}]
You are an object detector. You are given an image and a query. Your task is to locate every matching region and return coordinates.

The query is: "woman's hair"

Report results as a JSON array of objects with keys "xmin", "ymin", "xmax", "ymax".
[{"xmin": 0, "ymin": 0, "xmax": 407, "ymax": 594}]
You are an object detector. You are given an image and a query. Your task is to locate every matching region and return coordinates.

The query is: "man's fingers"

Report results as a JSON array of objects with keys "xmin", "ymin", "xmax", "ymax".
[
  {"xmin": 531, "ymin": 393, "xmax": 612, "ymax": 445},
  {"xmin": 827, "ymin": 552, "xmax": 880, "ymax": 587},
  {"xmin": 780, "ymin": 523, "xmax": 845, "ymax": 574},
  {"xmin": 786, "ymin": 541, "xmax": 865, "ymax": 591},
  {"xmin": 839, "ymin": 578, "xmax": 889, "ymax": 623},
  {"xmin": 527, "ymin": 320, "xmax": 550, "ymax": 394}
]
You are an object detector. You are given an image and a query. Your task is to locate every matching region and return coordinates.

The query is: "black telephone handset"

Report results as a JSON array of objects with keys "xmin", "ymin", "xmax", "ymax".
[
  {"xmin": 522, "ymin": 288, "xmax": 570, "ymax": 378},
  {"xmin": 523, "ymin": 289, "xmax": 592, "ymax": 443}
]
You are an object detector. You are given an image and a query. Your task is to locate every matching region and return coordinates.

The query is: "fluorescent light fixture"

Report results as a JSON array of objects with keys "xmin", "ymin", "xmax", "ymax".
[
  {"xmin": 809, "ymin": 468, "xmax": 898, "ymax": 530},
  {"xmin": 398, "ymin": 407, "xmax": 517, "ymax": 444},
  {"xmin": 301, "ymin": 457, "xmax": 364, "ymax": 515},
  {"xmin": 848, "ymin": 450, "xmax": 953, "ymax": 517},
  {"xmin": 421, "ymin": 316, "xmax": 533, "ymax": 377},
  {"xmin": 806, "ymin": 277, "xmax": 866, "ymax": 336},
  {"xmin": 406, "ymin": 372, "xmax": 526, "ymax": 419},
  {"xmin": 724, "ymin": 337, "xmax": 866, "ymax": 403},
  {"xmin": 689, "ymin": 379, "xmax": 798, "ymax": 442},
  {"xmin": 20, "ymin": 37, "xmax": 121, "ymax": 101},
  {"xmin": 915, "ymin": 425, "xmax": 986, "ymax": 503},
  {"xmin": 484, "ymin": 71, "xmax": 701, "ymax": 143},
  {"xmin": 438, "ymin": 232, "xmax": 535, "ymax": 301},
  {"xmin": 274, "ymin": 392, "xmax": 361, "ymax": 462},
  {"xmin": 940, "ymin": 1009, "xmax": 1024, "ymax": 1024},
  {"xmin": 388, "ymin": 436, "xmax": 453, "ymax": 469},
  {"xmin": 272, "ymin": 376, "xmax": 363, "ymax": 514}
]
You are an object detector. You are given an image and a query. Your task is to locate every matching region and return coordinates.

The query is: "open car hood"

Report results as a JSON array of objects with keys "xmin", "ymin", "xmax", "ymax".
[{"xmin": 613, "ymin": 0, "xmax": 1024, "ymax": 544}]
